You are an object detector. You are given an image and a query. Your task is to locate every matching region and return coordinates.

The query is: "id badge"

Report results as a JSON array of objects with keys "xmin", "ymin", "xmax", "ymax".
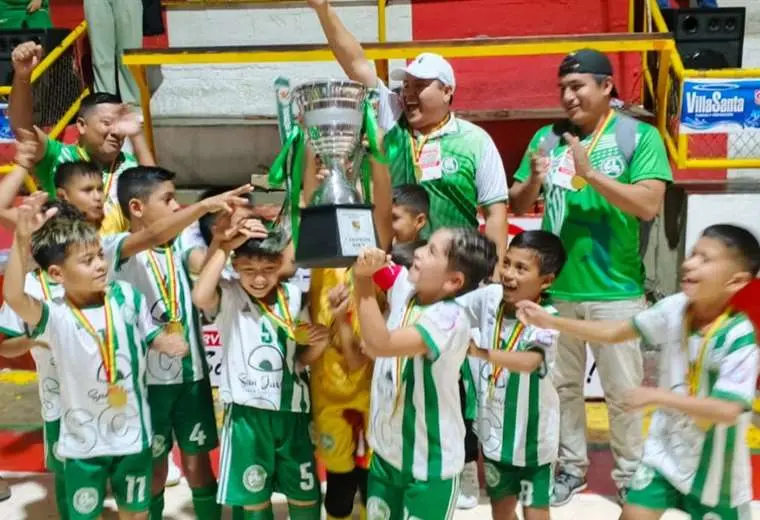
[
  {"xmin": 550, "ymin": 148, "xmax": 579, "ymax": 192},
  {"xmin": 418, "ymin": 142, "xmax": 442, "ymax": 181}
]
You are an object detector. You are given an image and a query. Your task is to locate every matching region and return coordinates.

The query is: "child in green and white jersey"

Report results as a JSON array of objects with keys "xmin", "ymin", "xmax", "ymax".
[
  {"xmin": 467, "ymin": 230, "xmax": 566, "ymax": 520},
  {"xmin": 517, "ymin": 224, "xmax": 760, "ymax": 520},
  {"xmin": 3, "ymin": 202, "xmax": 188, "ymax": 520}
]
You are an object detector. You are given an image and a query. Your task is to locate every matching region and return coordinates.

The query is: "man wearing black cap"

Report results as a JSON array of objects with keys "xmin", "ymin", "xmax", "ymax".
[{"xmin": 510, "ymin": 49, "xmax": 672, "ymax": 506}]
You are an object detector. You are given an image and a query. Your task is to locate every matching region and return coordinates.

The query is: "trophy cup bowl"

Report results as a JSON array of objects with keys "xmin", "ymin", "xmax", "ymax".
[{"xmin": 291, "ymin": 79, "xmax": 379, "ymax": 268}]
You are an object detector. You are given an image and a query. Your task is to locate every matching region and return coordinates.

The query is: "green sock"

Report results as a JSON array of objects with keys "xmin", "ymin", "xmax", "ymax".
[
  {"xmin": 243, "ymin": 505, "xmax": 274, "ymax": 520},
  {"xmin": 191, "ymin": 484, "xmax": 221, "ymax": 520},
  {"xmin": 288, "ymin": 502, "xmax": 322, "ymax": 520},
  {"xmin": 54, "ymin": 473, "xmax": 70, "ymax": 520},
  {"xmin": 149, "ymin": 490, "xmax": 164, "ymax": 520},
  {"xmin": 232, "ymin": 506, "xmax": 245, "ymax": 520}
]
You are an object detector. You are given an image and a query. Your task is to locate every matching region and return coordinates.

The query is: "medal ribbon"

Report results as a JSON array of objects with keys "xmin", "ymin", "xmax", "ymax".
[
  {"xmin": 68, "ymin": 291, "xmax": 116, "ymax": 384},
  {"xmin": 566, "ymin": 110, "xmax": 616, "ymax": 190},
  {"xmin": 145, "ymin": 247, "xmax": 180, "ymax": 322},
  {"xmin": 489, "ymin": 302, "xmax": 526, "ymax": 399},
  {"xmin": 254, "ymin": 287, "xmax": 295, "ymax": 340},
  {"xmin": 409, "ymin": 114, "xmax": 451, "ymax": 181},
  {"xmin": 77, "ymin": 145, "xmax": 119, "ymax": 200},
  {"xmin": 393, "ymin": 298, "xmax": 418, "ymax": 413},
  {"xmin": 683, "ymin": 307, "xmax": 732, "ymax": 396},
  {"xmin": 37, "ymin": 270, "xmax": 52, "ymax": 300}
]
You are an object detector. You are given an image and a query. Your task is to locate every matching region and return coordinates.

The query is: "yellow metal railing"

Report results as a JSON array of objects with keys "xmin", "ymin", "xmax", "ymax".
[
  {"xmin": 640, "ymin": 0, "xmax": 760, "ymax": 169},
  {"xmin": 0, "ymin": 21, "xmax": 90, "ymax": 190}
]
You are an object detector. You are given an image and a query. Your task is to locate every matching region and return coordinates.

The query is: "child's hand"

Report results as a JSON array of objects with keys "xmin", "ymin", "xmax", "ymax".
[
  {"xmin": 14, "ymin": 128, "xmax": 39, "ymax": 169},
  {"xmin": 623, "ymin": 386, "xmax": 661, "ymax": 412},
  {"xmin": 201, "ymin": 184, "xmax": 254, "ymax": 214},
  {"xmin": 515, "ymin": 300, "xmax": 552, "ymax": 329},
  {"xmin": 307, "ymin": 324, "xmax": 330, "ymax": 350},
  {"xmin": 468, "ymin": 341, "xmax": 488, "ymax": 360},
  {"xmin": 153, "ymin": 332, "xmax": 189, "ymax": 357},
  {"xmin": 16, "ymin": 192, "xmax": 55, "ymax": 240},
  {"xmin": 327, "ymin": 283, "xmax": 351, "ymax": 319},
  {"xmin": 354, "ymin": 247, "xmax": 390, "ymax": 278}
]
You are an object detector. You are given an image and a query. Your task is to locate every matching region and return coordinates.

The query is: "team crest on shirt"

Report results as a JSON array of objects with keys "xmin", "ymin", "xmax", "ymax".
[
  {"xmin": 599, "ymin": 156, "xmax": 626, "ymax": 178},
  {"xmin": 242, "ymin": 465, "xmax": 267, "ymax": 492},
  {"xmin": 441, "ymin": 157, "xmax": 459, "ymax": 175},
  {"xmin": 73, "ymin": 487, "xmax": 99, "ymax": 514},
  {"xmin": 152, "ymin": 435, "xmax": 166, "ymax": 458},
  {"xmin": 320, "ymin": 433, "xmax": 335, "ymax": 452},
  {"xmin": 484, "ymin": 462, "xmax": 501, "ymax": 488},
  {"xmin": 366, "ymin": 497, "xmax": 391, "ymax": 520}
]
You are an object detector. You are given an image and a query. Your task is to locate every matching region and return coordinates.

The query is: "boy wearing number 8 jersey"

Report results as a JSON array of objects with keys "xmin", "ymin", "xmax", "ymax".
[
  {"xmin": 466, "ymin": 231, "xmax": 566, "ymax": 520},
  {"xmin": 113, "ymin": 167, "xmax": 255, "ymax": 520},
  {"xmin": 3, "ymin": 208, "xmax": 189, "ymax": 520},
  {"xmin": 193, "ymin": 228, "xmax": 327, "ymax": 520}
]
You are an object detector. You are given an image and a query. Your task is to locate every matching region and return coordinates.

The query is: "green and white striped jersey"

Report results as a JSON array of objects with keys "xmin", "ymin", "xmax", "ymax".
[
  {"xmin": 0, "ymin": 271, "xmax": 65, "ymax": 422},
  {"xmin": 213, "ymin": 281, "xmax": 310, "ymax": 413},
  {"xmin": 469, "ymin": 285, "xmax": 560, "ymax": 467},
  {"xmin": 113, "ymin": 234, "xmax": 207, "ymax": 385},
  {"xmin": 632, "ymin": 293, "xmax": 758, "ymax": 508},
  {"xmin": 370, "ymin": 268, "xmax": 472, "ymax": 481},
  {"xmin": 28, "ymin": 280, "xmax": 160, "ymax": 459}
]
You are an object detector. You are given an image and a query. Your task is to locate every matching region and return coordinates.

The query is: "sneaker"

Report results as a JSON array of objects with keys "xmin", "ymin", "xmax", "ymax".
[
  {"xmin": 0, "ymin": 477, "xmax": 10, "ymax": 502},
  {"xmin": 165, "ymin": 455, "xmax": 183, "ymax": 487},
  {"xmin": 456, "ymin": 460, "xmax": 479, "ymax": 510},
  {"xmin": 551, "ymin": 473, "xmax": 587, "ymax": 507}
]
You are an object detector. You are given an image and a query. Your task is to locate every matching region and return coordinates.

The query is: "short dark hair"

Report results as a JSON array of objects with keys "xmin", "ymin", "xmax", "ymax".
[
  {"xmin": 31, "ymin": 218, "xmax": 100, "ymax": 269},
  {"xmin": 117, "ymin": 166, "xmax": 176, "ymax": 218},
  {"xmin": 41, "ymin": 199, "xmax": 87, "ymax": 222},
  {"xmin": 233, "ymin": 238, "xmax": 284, "ymax": 262},
  {"xmin": 702, "ymin": 224, "xmax": 760, "ymax": 276},
  {"xmin": 197, "ymin": 187, "xmax": 230, "ymax": 246},
  {"xmin": 391, "ymin": 239, "xmax": 426, "ymax": 268},
  {"xmin": 54, "ymin": 161, "xmax": 101, "ymax": 189},
  {"xmin": 445, "ymin": 228, "xmax": 497, "ymax": 294},
  {"xmin": 392, "ymin": 184, "xmax": 429, "ymax": 218},
  {"xmin": 78, "ymin": 92, "xmax": 121, "ymax": 118},
  {"xmin": 509, "ymin": 230, "xmax": 567, "ymax": 277}
]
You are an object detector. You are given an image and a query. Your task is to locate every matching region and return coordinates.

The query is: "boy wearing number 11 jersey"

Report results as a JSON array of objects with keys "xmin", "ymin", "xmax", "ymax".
[{"xmin": 3, "ymin": 208, "xmax": 188, "ymax": 520}]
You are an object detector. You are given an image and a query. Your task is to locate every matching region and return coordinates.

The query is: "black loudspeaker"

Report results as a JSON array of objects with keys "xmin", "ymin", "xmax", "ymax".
[
  {"xmin": 0, "ymin": 28, "xmax": 70, "ymax": 87},
  {"xmin": 661, "ymin": 8, "xmax": 745, "ymax": 69}
]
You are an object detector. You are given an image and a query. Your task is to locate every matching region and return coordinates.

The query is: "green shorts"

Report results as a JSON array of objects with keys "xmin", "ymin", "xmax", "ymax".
[
  {"xmin": 483, "ymin": 459, "xmax": 552, "ymax": 508},
  {"xmin": 64, "ymin": 449, "xmax": 153, "ymax": 519},
  {"xmin": 44, "ymin": 419, "xmax": 64, "ymax": 475},
  {"xmin": 217, "ymin": 404, "xmax": 320, "ymax": 506},
  {"xmin": 626, "ymin": 464, "xmax": 752, "ymax": 520},
  {"xmin": 366, "ymin": 455, "xmax": 458, "ymax": 520},
  {"xmin": 148, "ymin": 378, "xmax": 219, "ymax": 459}
]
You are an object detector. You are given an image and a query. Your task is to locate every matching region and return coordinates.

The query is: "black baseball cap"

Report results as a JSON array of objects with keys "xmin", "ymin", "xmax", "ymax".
[{"xmin": 558, "ymin": 49, "xmax": 619, "ymax": 98}]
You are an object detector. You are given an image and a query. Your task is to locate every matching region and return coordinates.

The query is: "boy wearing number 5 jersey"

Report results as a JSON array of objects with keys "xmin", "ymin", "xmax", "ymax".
[
  {"xmin": 3, "ymin": 208, "xmax": 188, "ymax": 520},
  {"xmin": 193, "ymin": 227, "xmax": 329, "ymax": 520},
  {"xmin": 112, "ymin": 167, "xmax": 256, "ymax": 520}
]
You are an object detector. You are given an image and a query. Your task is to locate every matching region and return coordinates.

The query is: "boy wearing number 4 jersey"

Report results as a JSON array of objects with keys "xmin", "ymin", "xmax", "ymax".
[
  {"xmin": 112, "ymin": 166, "xmax": 258, "ymax": 520},
  {"xmin": 3, "ymin": 204, "xmax": 188, "ymax": 520},
  {"xmin": 518, "ymin": 224, "xmax": 760, "ymax": 520},
  {"xmin": 465, "ymin": 230, "xmax": 566, "ymax": 520},
  {"xmin": 193, "ymin": 226, "xmax": 329, "ymax": 520}
]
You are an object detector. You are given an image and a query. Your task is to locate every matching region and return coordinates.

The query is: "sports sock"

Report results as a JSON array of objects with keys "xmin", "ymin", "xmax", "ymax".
[
  {"xmin": 149, "ymin": 490, "xmax": 164, "ymax": 520},
  {"xmin": 191, "ymin": 483, "xmax": 221, "ymax": 520},
  {"xmin": 288, "ymin": 501, "xmax": 322, "ymax": 520},
  {"xmin": 54, "ymin": 473, "xmax": 70, "ymax": 520},
  {"xmin": 242, "ymin": 505, "xmax": 274, "ymax": 520}
]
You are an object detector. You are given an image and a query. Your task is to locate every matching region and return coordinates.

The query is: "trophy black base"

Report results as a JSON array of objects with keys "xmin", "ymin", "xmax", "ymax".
[{"xmin": 295, "ymin": 204, "xmax": 378, "ymax": 269}]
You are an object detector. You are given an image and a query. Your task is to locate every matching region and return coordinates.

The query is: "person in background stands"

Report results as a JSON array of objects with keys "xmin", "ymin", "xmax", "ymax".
[
  {"xmin": 306, "ymin": 0, "xmax": 509, "ymax": 268},
  {"xmin": 84, "ymin": 0, "xmax": 143, "ymax": 107},
  {"xmin": 0, "ymin": 0, "xmax": 51, "ymax": 29},
  {"xmin": 509, "ymin": 49, "xmax": 672, "ymax": 506}
]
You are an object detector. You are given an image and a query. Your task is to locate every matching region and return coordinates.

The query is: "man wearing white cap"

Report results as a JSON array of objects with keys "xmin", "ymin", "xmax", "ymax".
[{"xmin": 307, "ymin": 0, "xmax": 508, "ymax": 263}]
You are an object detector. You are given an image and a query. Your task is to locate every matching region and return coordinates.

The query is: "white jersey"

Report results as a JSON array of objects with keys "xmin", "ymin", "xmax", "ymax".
[
  {"xmin": 29, "ymin": 280, "xmax": 160, "ymax": 459},
  {"xmin": 370, "ymin": 268, "xmax": 471, "ymax": 481},
  {"xmin": 0, "ymin": 271, "xmax": 65, "ymax": 422},
  {"xmin": 632, "ymin": 293, "xmax": 758, "ymax": 507},
  {"xmin": 213, "ymin": 281, "xmax": 309, "ymax": 413},
  {"xmin": 468, "ymin": 285, "xmax": 560, "ymax": 467},
  {"xmin": 112, "ymin": 234, "xmax": 207, "ymax": 385}
]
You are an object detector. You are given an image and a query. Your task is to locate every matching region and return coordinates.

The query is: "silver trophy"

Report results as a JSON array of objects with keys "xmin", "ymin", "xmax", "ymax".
[{"xmin": 291, "ymin": 79, "xmax": 378, "ymax": 268}]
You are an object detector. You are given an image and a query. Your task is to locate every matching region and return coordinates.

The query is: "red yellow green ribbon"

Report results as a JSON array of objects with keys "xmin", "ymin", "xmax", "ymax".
[
  {"xmin": 145, "ymin": 247, "xmax": 180, "ymax": 322},
  {"xmin": 683, "ymin": 307, "xmax": 732, "ymax": 396},
  {"xmin": 254, "ymin": 287, "xmax": 295, "ymax": 340},
  {"xmin": 489, "ymin": 302, "xmax": 525, "ymax": 399},
  {"xmin": 408, "ymin": 114, "xmax": 450, "ymax": 182},
  {"xmin": 37, "ymin": 270, "xmax": 52, "ymax": 300},
  {"xmin": 68, "ymin": 290, "xmax": 116, "ymax": 384}
]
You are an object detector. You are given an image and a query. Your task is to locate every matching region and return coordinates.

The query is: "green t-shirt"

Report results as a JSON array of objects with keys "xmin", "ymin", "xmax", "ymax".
[{"xmin": 513, "ymin": 115, "xmax": 672, "ymax": 301}]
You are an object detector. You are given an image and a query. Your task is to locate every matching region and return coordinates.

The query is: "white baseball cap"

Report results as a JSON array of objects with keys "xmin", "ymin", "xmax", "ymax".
[{"xmin": 390, "ymin": 53, "xmax": 456, "ymax": 91}]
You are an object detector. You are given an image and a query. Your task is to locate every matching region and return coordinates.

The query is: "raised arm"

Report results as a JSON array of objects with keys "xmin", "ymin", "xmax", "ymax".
[
  {"xmin": 8, "ymin": 42, "xmax": 47, "ymax": 164},
  {"xmin": 308, "ymin": 0, "xmax": 378, "ymax": 87},
  {"xmin": 0, "ymin": 129, "xmax": 40, "ymax": 227}
]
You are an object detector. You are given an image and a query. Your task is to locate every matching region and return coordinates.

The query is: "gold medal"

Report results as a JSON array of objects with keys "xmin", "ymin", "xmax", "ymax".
[
  {"xmin": 570, "ymin": 175, "xmax": 588, "ymax": 190},
  {"xmin": 107, "ymin": 385, "xmax": 128, "ymax": 408},
  {"xmin": 165, "ymin": 320, "xmax": 184, "ymax": 336},
  {"xmin": 294, "ymin": 323, "xmax": 311, "ymax": 344}
]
